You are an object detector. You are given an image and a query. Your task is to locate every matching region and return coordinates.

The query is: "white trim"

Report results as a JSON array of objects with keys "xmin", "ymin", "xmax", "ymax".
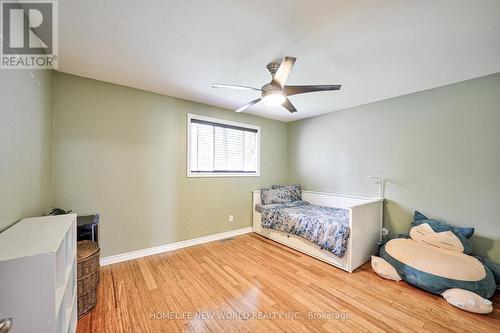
[
  {"xmin": 186, "ymin": 113, "xmax": 261, "ymax": 178},
  {"xmin": 100, "ymin": 227, "xmax": 253, "ymax": 266}
]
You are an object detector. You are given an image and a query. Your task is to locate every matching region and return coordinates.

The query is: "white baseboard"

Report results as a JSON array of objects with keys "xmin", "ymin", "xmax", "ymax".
[{"xmin": 100, "ymin": 226, "xmax": 253, "ymax": 266}]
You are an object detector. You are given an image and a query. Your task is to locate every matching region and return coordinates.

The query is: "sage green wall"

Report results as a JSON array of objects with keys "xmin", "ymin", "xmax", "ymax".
[
  {"xmin": 51, "ymin": 72, "xmax": 500, "ymax": 261},
  {"xmin": 287, "ymin": 73, "xmax": 500, "ymax": 261},
  {"xmin": 52, "ymin": 73, "xmax": 288, "ymax": 257},
  {"xmin": 0, "ymin": 70, "xmax": 53, "ymax": 231}
]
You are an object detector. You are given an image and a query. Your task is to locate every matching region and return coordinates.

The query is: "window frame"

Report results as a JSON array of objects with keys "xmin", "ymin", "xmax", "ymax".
[{"xmin": 187, "ymin": 113, "xmax": 261, "ymax": 178}]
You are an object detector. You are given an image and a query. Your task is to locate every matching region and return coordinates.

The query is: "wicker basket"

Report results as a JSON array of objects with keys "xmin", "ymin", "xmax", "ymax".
[{"xmin": 77, "ymin": 240, "xmax": 100, "ymax": 318}]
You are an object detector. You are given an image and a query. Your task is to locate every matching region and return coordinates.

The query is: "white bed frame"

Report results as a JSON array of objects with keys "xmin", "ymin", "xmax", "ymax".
[{"xmin": 253, "ymin": 190, "xmax": 383, "ymax": 273}]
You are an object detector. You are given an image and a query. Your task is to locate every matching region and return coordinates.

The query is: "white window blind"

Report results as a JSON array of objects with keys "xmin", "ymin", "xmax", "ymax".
[{"xmin": 188, "ymin": 115, "xmax": 260, "ymax": 177}]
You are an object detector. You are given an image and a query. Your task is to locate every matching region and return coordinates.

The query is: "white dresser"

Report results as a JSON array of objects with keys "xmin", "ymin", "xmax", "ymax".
[{"xmin": 0, "ymin": 214, "xmax": 77, "ymax": 333}]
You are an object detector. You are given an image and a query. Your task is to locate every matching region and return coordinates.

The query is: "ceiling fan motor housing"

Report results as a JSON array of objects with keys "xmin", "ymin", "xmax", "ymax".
[
  {"xmin": 261, "ymin": 82, "xmax": 283, "ymax": 94},
  {"xmin": 261, "ymin": 83, "xmax": 286, "ymax": 106}
]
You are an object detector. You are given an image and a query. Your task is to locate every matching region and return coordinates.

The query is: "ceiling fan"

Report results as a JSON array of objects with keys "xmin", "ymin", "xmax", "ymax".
[{"xmin": 212, "ymin": 56, "xmax": 341, "ymax": 113}]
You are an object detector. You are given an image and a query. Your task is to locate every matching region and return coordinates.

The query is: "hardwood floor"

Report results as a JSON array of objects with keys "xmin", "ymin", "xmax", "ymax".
[{"xmin": 77, "ymin": 233, "xmax": 500, "ymax": 333}]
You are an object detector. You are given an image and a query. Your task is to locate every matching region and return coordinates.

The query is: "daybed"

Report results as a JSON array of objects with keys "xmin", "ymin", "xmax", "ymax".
[{"xmin": 253, "ymin": 187, "xmax": 383, "ymax": 273}]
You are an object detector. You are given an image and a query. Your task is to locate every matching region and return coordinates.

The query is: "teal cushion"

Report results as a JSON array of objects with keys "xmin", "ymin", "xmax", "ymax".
[{"xmin": 380, "ymin": 243, "xmax": 496, "ymax": 299}]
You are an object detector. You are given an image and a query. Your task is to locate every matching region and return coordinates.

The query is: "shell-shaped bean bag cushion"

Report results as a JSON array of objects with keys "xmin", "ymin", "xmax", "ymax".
[{"xmin": 373, "ymin": 211, "xmax": 499, "ymax": 314}]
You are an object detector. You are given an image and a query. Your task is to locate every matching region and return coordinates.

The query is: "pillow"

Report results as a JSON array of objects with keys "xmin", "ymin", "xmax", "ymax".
[
  {"xmin": 409, "ymin": 223, "xmax": 466, "ymax": 253},
  {"xmin": 271, "ymin": 184, "xmax": 302, "ymax": 201},
  {"xmin": 414, "ymin": 211, "xmax": 475, "ymax": 238},
  {"xmin": 261, "ymin": 187, "xmax": 294, "ymax": 205},
  {"xmin": 412, "ymin": 211, "xmax": 473, "ymax": 254}
]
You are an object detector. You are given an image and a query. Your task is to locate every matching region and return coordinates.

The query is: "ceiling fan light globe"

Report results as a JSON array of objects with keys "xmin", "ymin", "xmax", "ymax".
[{"xmin": 262, "ymin": 91, "xmax": 286, "ymax": 106}]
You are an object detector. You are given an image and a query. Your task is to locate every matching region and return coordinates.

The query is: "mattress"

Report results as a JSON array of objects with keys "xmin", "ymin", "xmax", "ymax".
[{"xmin": 257, "ymin": 200, "xmax": 350, "ymax": 258}]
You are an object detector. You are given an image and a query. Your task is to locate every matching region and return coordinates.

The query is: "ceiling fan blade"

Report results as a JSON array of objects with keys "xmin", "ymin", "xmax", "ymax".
[
  {"xmin": 235, "ymin": 98, "xmax": 261, "ymax": 113},
  {"xmin": 273, "ymin": 56, "xmax": 296, "ymax": 87},
  {"xmin": 282, "ymin": 98, "xmax": 297, "ymax": 113},
  {"xmin": 284, "ymin": 85, "xmax": 341, "ymax": 96},
  {"xmin": 212, "ymin": 84, "xmax": 261, "ymax": 91}
]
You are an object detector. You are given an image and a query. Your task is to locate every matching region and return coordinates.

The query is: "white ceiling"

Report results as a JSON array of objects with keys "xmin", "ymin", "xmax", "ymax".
[{"xmin": 58, "ymin": 1, "xmax": 500, "ymax": 122}]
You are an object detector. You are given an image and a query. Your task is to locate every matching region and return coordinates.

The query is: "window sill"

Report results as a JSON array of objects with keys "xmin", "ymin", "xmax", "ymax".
[{"xmin": 187, "ymin": 172, "xmax": 260, "ymax": 178}]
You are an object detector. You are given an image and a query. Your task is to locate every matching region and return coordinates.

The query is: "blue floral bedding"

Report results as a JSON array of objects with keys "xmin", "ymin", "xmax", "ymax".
[{"xmin": 258, "ymin": 200, "xmax": 350, "ymax": 258}]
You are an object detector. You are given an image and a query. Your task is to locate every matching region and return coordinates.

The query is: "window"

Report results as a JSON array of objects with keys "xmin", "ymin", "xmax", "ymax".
[{"xmin": 187, "ymin": 114, "xmax": 260, "ymax": 177}]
